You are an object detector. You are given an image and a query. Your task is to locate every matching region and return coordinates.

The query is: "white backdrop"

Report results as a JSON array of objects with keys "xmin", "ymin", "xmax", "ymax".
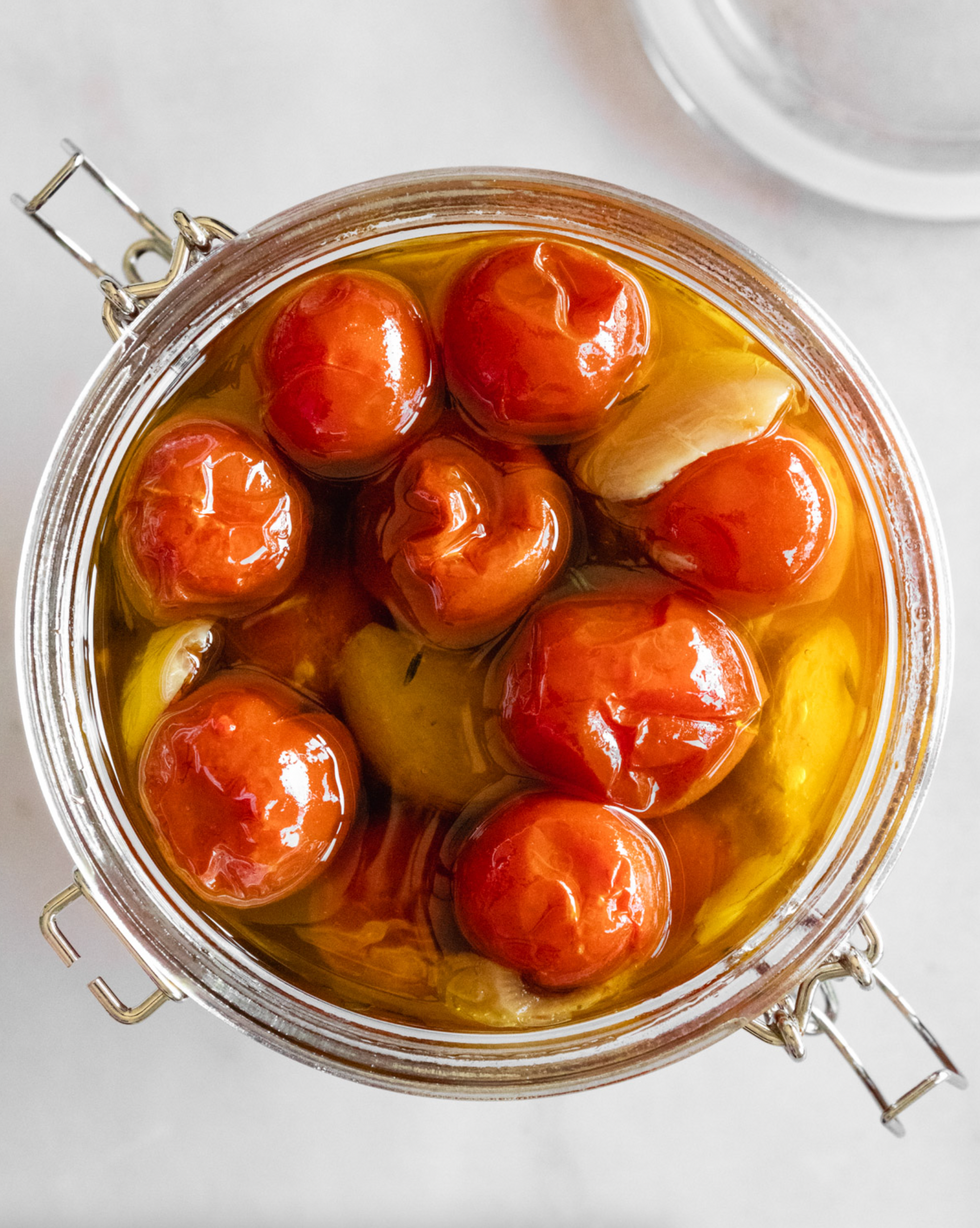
[{"xmin": 2, "ymin": 4, "xmax": 977, "ymax": 1225}]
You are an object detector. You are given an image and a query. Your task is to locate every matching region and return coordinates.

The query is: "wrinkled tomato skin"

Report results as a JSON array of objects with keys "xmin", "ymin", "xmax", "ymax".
[
  {"xmin": 627, "ymin": 433, "xmax": 837, "ymax": 617},
  {"xmin": 442, "ymin": 239, "xmax": 653, "ymax": 442},
  {"xmin": 139, "ymin": 672, "xmax": 361, "ymax": 908},
  {"xmin": 452, "ymin": 790, "xmax": 670, "ymax": 990},
  {"xmin": 495, "ymin": 573, "xmax": 765, "ymax": 817},
  {"xmin": 356, "ymin": 420, "xmax": 575, "ymax": 649},
  {"xmin": 226, "ymin": 549, "xmax": 375, "ymax": 706},
  {"xmin": 117, "ymin": 418, "xmax": 310, "ymax": 622},
  {"xmin": 262, "ymin": 270, "xmax": 438, "ymax": 478}
]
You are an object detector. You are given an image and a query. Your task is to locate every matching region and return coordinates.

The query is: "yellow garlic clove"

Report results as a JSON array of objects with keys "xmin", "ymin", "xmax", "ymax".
[
  {"xmin": 337, "ymin": 623, "xmax": 504, "ymax": 810},
  {"xmin": 695, "ymin": 616, "xmax": 862, "ymax": 946},
  {"xmin": 120, "ymin": 619, "xmax": 219, "ymax": 760}
]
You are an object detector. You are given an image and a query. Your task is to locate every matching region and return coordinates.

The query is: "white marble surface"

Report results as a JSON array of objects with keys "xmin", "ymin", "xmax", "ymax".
[{"xmin": 1, "ymin": 3, "xmax": 978, "ymax": 1225}]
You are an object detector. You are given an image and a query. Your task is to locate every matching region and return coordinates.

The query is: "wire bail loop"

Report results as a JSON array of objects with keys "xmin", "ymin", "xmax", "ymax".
[
  {"xmin": 12, "ymin": 139, "xmax": 237, "ymax": 339},
  {"xmin": 744, "ymin": 913, "xmax": 966, "ymax": 1135},
  {"xmin": 40, "ymin": 870, "xmax": 185, "ymax": 1026}
]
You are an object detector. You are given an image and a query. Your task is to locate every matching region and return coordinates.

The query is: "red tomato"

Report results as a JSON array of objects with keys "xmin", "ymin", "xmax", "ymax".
[
  {"xmin": 262, "ymin": 270, "xmax": 437, "ymax": 477},
  {"xmin": 452, "ymin": 790, "xmax": 670, "ymax": 990},
  {"xmin": 626, "ymin": 433, "xmax": 837, "ymax": 617},
  {"xmin": 649, "ymin": 808, "xmax": 736, "ymax": 933},
  {"xmin": 298, "ymin": 800, "xmax": 451, "ymax": 997},
  {"xmin": 442, "ymin": 239, "xmax": 652, "ymax": 442},
  {"xmin": 226, "ymin": 548, "xmax": 375, "ymax": 705},
  {"xmin": 139, "ymin": 672, "xmax": 361, "ymax": 907},
  {"xmin": 496, "ymin": 573, "xmax": 765, "ymax": 817},
  {"xmin": 310, "ymin": 798, "xmax": 449, "ymax": 932},
  {"xmin": 356, "ymin": 420, "xmax": 574, "ymax": 649},
  {"xmin": 117, "ymin": 417, "xmax": 310, "ymax": 622}
]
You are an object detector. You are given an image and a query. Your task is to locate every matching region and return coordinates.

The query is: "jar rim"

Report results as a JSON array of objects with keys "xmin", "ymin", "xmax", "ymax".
[{"xmin": 16, "ymin": 166, "xmax": 952, "ymax": 1095}]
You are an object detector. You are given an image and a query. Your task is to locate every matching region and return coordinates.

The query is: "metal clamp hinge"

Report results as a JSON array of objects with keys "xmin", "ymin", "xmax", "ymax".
[
  {"xmin": 744, "ymin": 913, "xmax": 967, "ymax": 1135},
  {"xmin": 12, "ymin": 139, "xmax": 236, "ymax": 340},
  {"xmin": 40, "ymin": 870, "xmax": 185, "ymax": 1025}
]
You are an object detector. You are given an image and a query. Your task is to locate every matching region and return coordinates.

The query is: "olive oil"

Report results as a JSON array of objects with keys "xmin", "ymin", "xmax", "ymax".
[{"xmin": 95, "ymin": 230, "xmax": 888, "ymax": 1031}]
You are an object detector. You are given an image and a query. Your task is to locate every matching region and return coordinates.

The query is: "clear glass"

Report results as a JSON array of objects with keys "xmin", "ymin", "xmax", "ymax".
[
  {"xmin": 630, "ymin": 0, "xmax": 980, "ymax": 219},
  {"xmin": 17, "ymin": 169, "xmax": 951, "ymax": 1095}
]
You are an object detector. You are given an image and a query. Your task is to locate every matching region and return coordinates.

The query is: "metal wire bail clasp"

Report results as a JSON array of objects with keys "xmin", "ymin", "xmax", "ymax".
[
  {"xmin": 12, "ymin": 139, "xmax": 236, "ymax": 340},
  {"xmin": 744, "ymin": 914, "xmax": 967, "ymax": 1135},
  {"xmin": 40, "ymin": 870, "xmax": 185, "ymax": 1025}
]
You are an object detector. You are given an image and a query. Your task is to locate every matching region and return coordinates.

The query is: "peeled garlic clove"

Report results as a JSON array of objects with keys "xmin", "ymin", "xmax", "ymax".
[
  {"xmin": 337, "ymin": 623, "xmax": 505, "ymax": 809},
  {"xmin": 753, "ymin": 616, "xmax": 861, "ymax": 820},
  {"xmin": 437, "ymin": 952, "xmax": 619, "ymax": 1028},
  {"xmin": 694, "ymin": 616, "xmax": 861, "ymax": 946},
  {"xmin": 120, "ymin": 619, "xmax": 219, "ymax": 760},
  {"xmin": 570, "ymin": 348, "xmax": 802, "ymax": 502}
]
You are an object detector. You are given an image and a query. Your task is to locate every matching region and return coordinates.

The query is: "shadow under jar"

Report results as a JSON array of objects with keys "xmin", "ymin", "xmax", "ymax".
[{"xmin": 17, "ymin": 166, "xmax": 955, "ymax": 1109}]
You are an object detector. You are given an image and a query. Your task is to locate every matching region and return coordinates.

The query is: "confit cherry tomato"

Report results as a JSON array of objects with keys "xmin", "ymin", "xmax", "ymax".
[
  {"xmin": 312, "ymin": 799, "xmax": 448, "ymax": 926},
  {"xmin": 355, "ymin": 421, "xmax": 574, "ymax": 649},
  {"xmin": 225, "ymin": 547, "xmax": 375, "ymax": 705},
  {"xmin": 116, "ymin": 417, "xmax": 310, "ymax": 622},
  {"xmin": 452, "ymin": 790, "xmax": 670, "ymax": 990},
  {"xmin": 649, "ymin": 808, "xmax": 736, "ymax": 933},
  {"xmin": 625, "ymin": 433, "xmax": 837, "ymax": 617},
  {"xmin": 139, "ymin": 672, "xmax": 360, "ymax": 907},
  {"xmin": 496, "ymin": 573, "xmax": 765, "ymax": 817},
  {"xmin": 442, "ymin": 239, "xmax": 653, "ymax": 442},
  {"xmin": 299, "ymin": 800, "xmax": 452, "ymax": 999},
  {"xmin": 262, "ymin": 270, "xmax": 437, "ymax": 477}
]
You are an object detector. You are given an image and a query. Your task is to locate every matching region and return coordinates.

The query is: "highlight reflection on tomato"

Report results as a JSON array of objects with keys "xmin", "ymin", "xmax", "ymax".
[
  {"xmin": 496, "ymin": 573, "xmax": 765, "ymax": 817},
  {"xmin": 452, "ymin": 790, "xmax": 670, "ymax": 990},
  {"xmin": 139, "ymin": 672, "xmax": 361, "ymax": 907},
  {"xmin": 356, "ymin": 421, "xmax": 574, "ymax": 649},
  {"xmin": 262, "ymin": 270, "xmax": 437, "ymax": 477},
  {"xmin": 117, "ymin": 418, "xmax": 310, "ymax": 621},
  {"xmin": 442, "ymin": 239, "xmax": 652, "ymax": 441},
  {"xmin": 625, "ymin": 433, "xmax": 838, "ymax": 617}
]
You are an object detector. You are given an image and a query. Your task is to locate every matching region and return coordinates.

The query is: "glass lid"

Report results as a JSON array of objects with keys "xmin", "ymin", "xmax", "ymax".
[{"xmin": 630, "ymin": 0, "xmax": 980, "ymax": 219}]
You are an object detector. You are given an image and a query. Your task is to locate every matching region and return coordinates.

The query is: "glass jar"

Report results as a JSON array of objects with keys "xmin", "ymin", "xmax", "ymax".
[{"xmin": 15, "ymin": 154, "xmax": 963, "ymax": 1125}]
